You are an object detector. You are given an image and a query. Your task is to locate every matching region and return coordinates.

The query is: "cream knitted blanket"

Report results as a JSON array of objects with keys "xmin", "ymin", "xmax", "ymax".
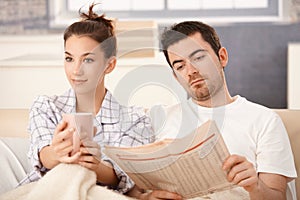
[{"xmin": 0, "ymin": 163, "xmax": 133, "ymax": 200}]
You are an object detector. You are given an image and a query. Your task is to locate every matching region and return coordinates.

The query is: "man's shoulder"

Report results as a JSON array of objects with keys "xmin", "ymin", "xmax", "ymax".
[
  {"xmin": 235, "ymin": 95, "xmax": 279, "ymax": 120},
  {"xmin": 148, "ymin": 101, "xmax": 187, "ymax": 115}
]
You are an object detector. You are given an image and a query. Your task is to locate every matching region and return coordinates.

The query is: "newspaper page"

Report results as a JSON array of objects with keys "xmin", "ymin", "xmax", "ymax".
[{"xmin": 103, "ymin": 120, "xmax": 235, "ymax": 199}]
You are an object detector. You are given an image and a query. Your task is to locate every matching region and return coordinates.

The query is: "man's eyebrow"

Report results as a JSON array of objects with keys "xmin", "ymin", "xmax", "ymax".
[
  {"xmin": 172, "ymin": 59, "xmax": 184, "ymax": 67},
  {"xmin": 188, "ymin": 49, "xmax": 206, "ymax": 58},
  {"xmin": 171, "ymin": 49, "xmax": 206, "ymax": 66}
]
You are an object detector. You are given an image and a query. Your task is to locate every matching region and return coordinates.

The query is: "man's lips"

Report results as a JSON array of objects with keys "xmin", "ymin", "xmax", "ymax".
[{"xmin": 190, "ymin": 78, "xmax": 205, "ymax": 86}]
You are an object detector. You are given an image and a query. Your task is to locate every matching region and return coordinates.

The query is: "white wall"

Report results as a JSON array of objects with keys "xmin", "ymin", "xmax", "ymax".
[
  {"xmin": 0, "ymin": 59, "xmax": 185, "ymax": 109},
  {"xmin": 2, "ymin": 35, "xmax": 298, "ymax": 109},
  {"xmin": 0, "ymin": 66, "xmax": 68, "ymax": 109},
  {"xmin": 0, "ymin": 35, "xmax": 186, "ymax": 109},
  {"xmin": 288, "ymin": 43, "xmax": 300, "ymax": 109}
]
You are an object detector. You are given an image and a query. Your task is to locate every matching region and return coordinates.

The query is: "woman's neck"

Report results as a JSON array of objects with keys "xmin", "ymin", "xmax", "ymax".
[{"xmin": 75, "ymin": 83, "xmax": 106, "ymax": 115}]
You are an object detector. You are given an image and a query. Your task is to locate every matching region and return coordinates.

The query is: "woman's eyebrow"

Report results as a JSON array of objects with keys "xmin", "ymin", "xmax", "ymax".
[
  {"xmin": 64, "ymin": 51, "xmax": 96, "ymax": 56},
  {"xmin": 81, "ymin": 52, "xmax": 96, "ymax": 57},
  {"xmin": 64, "ymin": 51, "xmax": 72, "ymax": 56}
]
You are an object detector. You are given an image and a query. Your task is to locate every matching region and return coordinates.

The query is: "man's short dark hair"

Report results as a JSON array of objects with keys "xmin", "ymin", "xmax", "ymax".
[{"xmin": 160, "ymin": 21, "xmax": 222, "ymax": 68}]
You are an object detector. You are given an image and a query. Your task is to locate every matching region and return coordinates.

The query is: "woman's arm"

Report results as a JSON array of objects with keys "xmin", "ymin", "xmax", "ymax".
[
  {"xmin": 77, "ymin": 140, "xmax": 119, "ymax": 186},
  {"xmin": 40, "ymin": 121, "xmax": 81, "ymax": 169}
]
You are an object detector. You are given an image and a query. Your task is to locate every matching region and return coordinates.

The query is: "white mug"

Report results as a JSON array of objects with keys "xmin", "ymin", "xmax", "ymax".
[{"xmin": 62, "ymin": 113, "xmax": 93, "ymax": 156}]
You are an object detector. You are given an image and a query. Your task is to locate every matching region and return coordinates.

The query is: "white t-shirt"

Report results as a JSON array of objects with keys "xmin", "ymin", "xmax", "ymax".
[{"xmin": 149, "ymin": 95, "xmax": 297, "ymax": 199}]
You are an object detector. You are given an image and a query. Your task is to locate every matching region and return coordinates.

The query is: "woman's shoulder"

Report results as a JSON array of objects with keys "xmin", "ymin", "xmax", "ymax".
[
  {"xmin": 30, "ymin": 89, "xmax": 75, "ymax": 113},
  {"xmin": 119, "ymin": 104, "xmax": 148, "ymax": 120},
  {"xmin": 106, "ymin": 90, "xmax": 148, "ymax": 120}
]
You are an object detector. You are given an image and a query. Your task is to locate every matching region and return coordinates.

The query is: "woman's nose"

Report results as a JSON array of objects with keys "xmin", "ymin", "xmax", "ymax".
[{"xmin": 73, "ymin": 61, "xmax": 83, "ymax": 75}]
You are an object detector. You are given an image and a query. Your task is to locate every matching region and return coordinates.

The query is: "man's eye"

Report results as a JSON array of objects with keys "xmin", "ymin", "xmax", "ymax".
[
  {"xmin": 176, "ymin": 66, "xmax": 183, "ymax": 70},
  {"xmin": 193, "ymin": 55, "xmax": 205, "ymax": 62},
  {"xmin": 83, "ymin": 58, "xmax": 94, "ymax": 63},
  {"xmin": 65, "ymin": 57, "xmax": 73, "ymax": 62},
  {"xmin": 174, "ymin": 64, "xmax": 185, "ymax": 71}
]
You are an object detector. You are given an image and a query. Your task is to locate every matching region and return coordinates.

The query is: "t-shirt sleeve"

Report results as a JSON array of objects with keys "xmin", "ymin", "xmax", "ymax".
[{"xmin": 256, "ymin": 112, "xmax": 297, "ymax": 179}]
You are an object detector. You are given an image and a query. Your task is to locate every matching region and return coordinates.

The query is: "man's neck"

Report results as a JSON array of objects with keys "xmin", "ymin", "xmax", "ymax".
[{"xmin": 192, "ymin": 87, "xmax": 234, "ymax": 108}]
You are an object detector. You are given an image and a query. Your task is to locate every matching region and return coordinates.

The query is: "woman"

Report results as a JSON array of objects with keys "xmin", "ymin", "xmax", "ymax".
[{"xmin": 20, "ymin": 4, "xmax": 153, "ymax": 194}]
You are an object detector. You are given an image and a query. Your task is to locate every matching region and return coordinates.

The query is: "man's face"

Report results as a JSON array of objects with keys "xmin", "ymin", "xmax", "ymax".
[{"xmin": 167, "ymin": 32, "xmax": 227, "ymax": 103}]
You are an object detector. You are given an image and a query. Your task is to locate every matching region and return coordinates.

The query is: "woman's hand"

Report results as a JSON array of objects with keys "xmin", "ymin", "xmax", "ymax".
[
  {"xmin": 51, "ymin": 121, "xmax": 81, "ymax": 163},
  {"xmin": 77, "ymin": 138, "xmax": 120, "ymax": 186},
  {"xmin": 40, "ymin": 121, "xmax": 81, "ymax": 169},
  {"xmin": 77, "ymin": 139, "xmax": 101, "ymax": 171}
]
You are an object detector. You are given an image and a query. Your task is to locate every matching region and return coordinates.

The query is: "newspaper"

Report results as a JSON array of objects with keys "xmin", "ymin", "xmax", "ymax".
[{"xmin": 103, "ymin": 120, "xmax": 235, "ymax": 199}]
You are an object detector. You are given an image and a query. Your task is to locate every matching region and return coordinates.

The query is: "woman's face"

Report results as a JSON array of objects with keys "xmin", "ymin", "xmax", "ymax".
[{"xmin": 64, "ymin": 35, "xmax": 108, "ymax": 94}]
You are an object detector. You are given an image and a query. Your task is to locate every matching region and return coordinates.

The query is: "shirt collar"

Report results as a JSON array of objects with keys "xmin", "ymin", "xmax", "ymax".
[
  {"xmin": 61, "ymin": 89, "xmax": 120, "ymax": 124},
  {"xmin": 68, "ymin": 89, "xmax": 77, "ymax": 113},
  {"xmin": 55, "ymin": 89, "xmax": 76, "ymax": 114},
  {"xmin": 96, "ymin": 90, "xmax": 120, "ymax": 124}
]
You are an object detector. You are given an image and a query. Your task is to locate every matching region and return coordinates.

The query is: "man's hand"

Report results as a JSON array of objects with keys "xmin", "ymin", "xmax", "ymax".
[
  {"xmin": 127, "ymin": 186, "xmax": 182, "ymax": 200},
  {"xmin": 222, "ymin": 154, "xmax": 258, "ymax": 192},
  {"xmin": 223, "ymin": 154, "xmax": 287, "ymax": 199},
  {"xmin": 139, "ymin": 190, "xmax": 182, "ymax": 200}
]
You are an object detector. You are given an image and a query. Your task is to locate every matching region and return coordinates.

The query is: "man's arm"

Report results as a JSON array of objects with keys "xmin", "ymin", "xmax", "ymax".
[
  {"xmin": 250, "ymin": 173, "xmax": 287, "ymax": 200},
  {"xmin": 223, "ymin": 154, "xmax": 287, "ymax": 200}
]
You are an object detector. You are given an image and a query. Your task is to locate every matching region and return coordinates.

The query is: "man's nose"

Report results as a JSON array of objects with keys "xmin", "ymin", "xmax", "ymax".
[{"xmin": 186, "ymin": 62, "xmax": 198, "ymax": 76}]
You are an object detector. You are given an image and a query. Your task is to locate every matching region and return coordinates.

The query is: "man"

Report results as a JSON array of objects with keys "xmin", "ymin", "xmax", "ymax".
[{"xmin": 140, "ymin": 21, "xmax": 297, "ymax": 199}]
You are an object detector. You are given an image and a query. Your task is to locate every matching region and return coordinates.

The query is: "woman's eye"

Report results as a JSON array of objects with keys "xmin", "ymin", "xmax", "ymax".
[
  {"xmin": 83, "ymin": 58, "xmax": 94, "ymax": 63},
  {"xmin": 65, "ymin": 57, "xmax": 73, "ymax": 62}
]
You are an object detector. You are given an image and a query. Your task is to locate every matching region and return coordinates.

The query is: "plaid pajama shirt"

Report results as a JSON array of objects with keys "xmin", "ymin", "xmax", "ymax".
[{"xmin": 19, "ymin": 89, "xmax": 154, "ymax": 193}]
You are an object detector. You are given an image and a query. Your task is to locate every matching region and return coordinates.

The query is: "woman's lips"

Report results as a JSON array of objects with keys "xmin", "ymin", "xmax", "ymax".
[{"xmin": 72, "ymin": 79, "xmax": 87, "ymax": 85}]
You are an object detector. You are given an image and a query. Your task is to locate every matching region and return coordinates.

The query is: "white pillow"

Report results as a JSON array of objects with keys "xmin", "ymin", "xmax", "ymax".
[{"xmin": 0, "ymin": 137, "xmax": 32, "ymax": 194}]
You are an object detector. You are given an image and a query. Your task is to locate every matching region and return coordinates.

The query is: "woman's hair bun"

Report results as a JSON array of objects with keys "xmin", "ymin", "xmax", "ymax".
[{"xmin": 79, "ymin": 3, "xmax": 113, "ymax": 30}]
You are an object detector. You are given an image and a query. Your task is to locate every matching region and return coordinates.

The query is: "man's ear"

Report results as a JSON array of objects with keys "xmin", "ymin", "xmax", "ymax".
[
  {"xmin": 218, "ymin": 47, "xmax": 228, "ymax": 68},
  {"xmin": 104, "ymin": 56, "xmax": 116, "ymax": 74}
]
